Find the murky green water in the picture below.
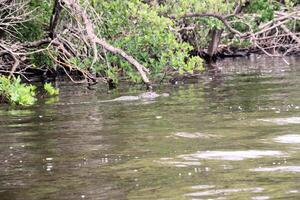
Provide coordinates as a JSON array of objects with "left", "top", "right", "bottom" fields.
[{"left": 1, "top": 56, "right": 300, "bottom": 200}]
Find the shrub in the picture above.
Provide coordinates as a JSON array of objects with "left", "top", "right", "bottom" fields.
[
  {"left": 94, "top": 0, "right": 203, "bottom": 82},
  {"left": 44, "top": 83, "right": 59, "bottom": 96},
  {"left": 0, "top": 76, "right": 37, "bottom": 106}
]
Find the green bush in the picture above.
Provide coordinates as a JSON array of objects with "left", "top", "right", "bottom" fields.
[
  {"left": 0, "top": 76, "right": 37, "bottom": 106},
  {"left": 245, "top": 0, "right": 280, "bottom": 22},
  {"left": 17, "top": 0, "right": 54, "bottom": 41},
  {"left": 156, "top": 0, "right": 235, "bottom": 50},
  {"left": 94, "top": 0, "right": 203, "bottom": 82}
]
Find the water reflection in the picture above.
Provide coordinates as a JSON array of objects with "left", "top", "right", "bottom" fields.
[
  {"left": 178, "top": 150, "right": 285, "bottom": 161},
  {"left": 259, "top": 117, "right": 300, "bottom": 125},
  {"left": 251, "top": 166, "right": 300, "bottom": 172},
  {"left": 274, "top": 134, "right": 300, "bottom": 144},
  {"left": 1, "top": 56, "right": 300, "bottom": 199},
  {"left": 185, "top": 187, "right": 264, "bottom": 197},
  {"left": 174, "top": 132, "right": 216, "bottom": 139}
]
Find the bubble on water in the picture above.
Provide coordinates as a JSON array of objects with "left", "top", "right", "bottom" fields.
[
  {"left": 81, "top": 195, "right": 85, "bottom": 199},
  {"left": 188, "top": 172, "right": 192, "bottom": 176},
  {"left": 46, "top": 165, "right": 53, "bottom": 171},
  {"left": 21, "top": 145, "right": 25, "bottom": 148},
  {"left": 19, "top": 160, "right": 22, "bottom": 163},
  {"left": 39, "top": 115, "right": 43, "bottom": 118},
  {"left": 4, "top": 160, "right": 8, "bottom": 163},
  {"left": 45, "top": 158, "right": 53, "bottom": 161},
  {"left": 9, "top": 146, "right": 13, "bottom": 150},
  {"left": 155, "top": 116, "right": 162, "bottom": 119},
  {"left": 178, "top": 173, "right": 182, "bottom": 176}
]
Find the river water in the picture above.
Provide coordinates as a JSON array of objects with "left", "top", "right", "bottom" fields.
[{"left": 1, "top": 56, "right": 300, "bottom": 200}]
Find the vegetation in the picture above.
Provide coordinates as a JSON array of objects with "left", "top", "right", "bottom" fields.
[
  {"left": 0, "top": 0, "right": 300, "bottom": 105},
  {"left": 0, "top": 76, "right": 37, "bottom": 106},
  {"left": 44, "top": 83, "right": 59, "bottom": 96},
  {"left": 0, "top": 76, "right": 59, "bottom": 106}
]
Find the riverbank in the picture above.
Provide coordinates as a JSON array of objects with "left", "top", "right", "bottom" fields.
[{"left": 1, "top": 1, "right": 299, "bottom": 89}]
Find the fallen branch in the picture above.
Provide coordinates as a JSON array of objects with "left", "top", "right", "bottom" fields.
[
  {"left": 280, "top": 24, "right": 300, "bottom": 45},
  {"left": 61, "top": 0, "right": 151, "bottom": 86}
]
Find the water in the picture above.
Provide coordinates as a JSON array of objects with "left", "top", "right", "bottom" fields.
[{"left": 1, "top": 56, "right": 300, "bottom": 199}]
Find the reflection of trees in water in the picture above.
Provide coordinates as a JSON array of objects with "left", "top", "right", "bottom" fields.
[
  {"left": 0, "top": 103, "right": 129, "bottom": 199},
  {"left": 203, "top": 56, "right": 295, "bottom": 113},
  {"left": 216, "top": 55, "right": 299, "bottom": 75}
]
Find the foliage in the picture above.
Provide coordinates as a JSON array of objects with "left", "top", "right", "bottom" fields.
[
  {"left": 0, "top": 76, "right": 36, "bottom": 106},
  {"left": 44, "top": 83, "right": 59, "bottom": 96},
  {"left": 245, "top": 0, "right": 280, "bottom": 22},
  {"left": 156, "top": 0, "right": 235, "bottom": 49},
  {"left": 1, "top": 0, "right": 298, "bottom": 91},
  {"left": 17, "top": 0, "right": 54, "bottom": 41},
  {"left": 0, "top": 76, "right": 60, "bottom": 106},
  {"left": 94, "top": 0, "right": 203, "bottom": 82}
]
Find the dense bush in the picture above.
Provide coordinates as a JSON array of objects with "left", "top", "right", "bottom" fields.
[
  {"left": 93, "top": 0, "right": 203, "bottom": 82},
  {"left": 156, "top": 0, "right": 235, "bottom": 49}
]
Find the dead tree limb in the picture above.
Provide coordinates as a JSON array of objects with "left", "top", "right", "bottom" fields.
[
  {"left": 280, "top": 24, "right": 300, "bottom": 45},
  {"left": 180, "top": 13, "right": 251, "bottom": 37},
  {"left": 61, "top": 0, "right": 151, "bottom": 86}
]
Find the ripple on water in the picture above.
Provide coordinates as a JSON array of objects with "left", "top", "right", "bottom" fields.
[
  {"left": 190, "top": 185, "right": 215, "bottom": 190},
  {"left": 252, "top": 196, "right": 270, "bottom": 200},
  {"left": 258, "top": 117, "right": 300, "bottom": 125},
  {"left": 174, "top": 132, "right": 215, "bottom": 139},
  {"left": 185, "top": 187, "right": 264, "bottom": 197},
  {"left": 178, "top": 150, "right": 284, "bottom": 161},
  {"left": 274, "top": 134, "right": 300, "bottom": 144},
  {"left": 156, "top": 157, "right": 201, "bottom": 167},
  {"left": 250, "top": 166, "right": 300, "bottom": 172}
]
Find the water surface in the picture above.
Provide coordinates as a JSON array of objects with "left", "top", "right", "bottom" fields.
[{"left": 1, "top": 56, "right": 300, "bottom": 199}]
